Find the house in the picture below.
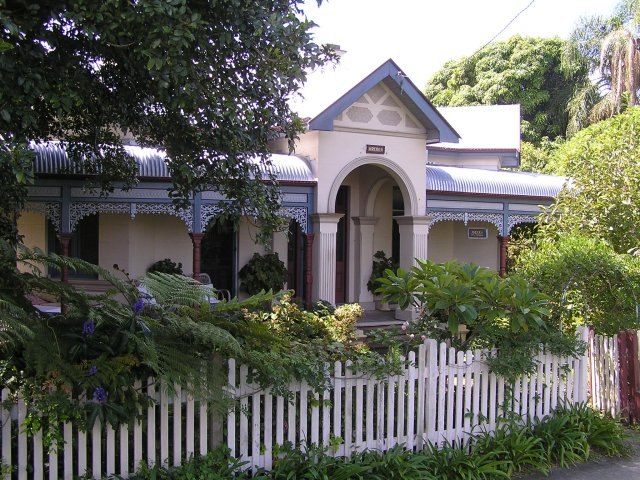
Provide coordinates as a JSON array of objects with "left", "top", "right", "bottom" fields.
[{"left": 18, "top": 59, "right": 566, "bottom": 317}]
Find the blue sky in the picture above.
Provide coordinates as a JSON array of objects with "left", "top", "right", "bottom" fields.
[{"left": 292, "top": 0, "right": 622, "bottom": 117}]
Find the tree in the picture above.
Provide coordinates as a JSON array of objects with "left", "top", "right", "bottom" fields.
[
  {"left": 0, "top": 0, "right": 334, "bottom": 300},
  {"left": 562, "top": 0, "right": 640, "bottom": 133},
  {"left": 424, "top": 36, "right": 588, "bottom": 144},
  {"left": 541, "top": 106, "right": 640, "bottom": 254}
]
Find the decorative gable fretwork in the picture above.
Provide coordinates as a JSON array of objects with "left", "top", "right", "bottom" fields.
[
  {"left": 334, "top": 83, "right": 426, "bottom": 135},
  {"left": 69, "top": 202, "right": 192, "bottom": 231},
  {"left": 24, "top": 202, "right": 61, "bottom": 232},
  {"left": 507, "top": 214, "right": 539, "bottom": 234},
  {"left": 428, "top": 211, "right": 504, "bottom": 234}
]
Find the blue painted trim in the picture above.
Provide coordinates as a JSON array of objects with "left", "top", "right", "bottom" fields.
[
  {"left": 61, "top": 186, "right": 71, "bottom": 234},
  {"left": 193, "top": 192, "right": 202, "bottom": 233},
  {"left": 309, "top": 59, "right": 460, "bottom": 143}
]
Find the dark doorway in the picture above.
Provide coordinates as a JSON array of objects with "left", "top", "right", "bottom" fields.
[
  {"left": 201, "top": 220, "right": 236, "bottom": 296},
  {"left": 287, "top": 221, "right": 304, "bottom": 299},
  {"left": 391, "top": 186, "right": 404, "bottom": 266},
  {"left": 47, "top": 214, "right": 99, "bottom": 279},
  {"left": 335, "top": 186, "right": 349, "bottom": 304}
]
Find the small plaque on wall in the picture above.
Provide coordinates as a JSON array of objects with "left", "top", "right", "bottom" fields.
[
  {"left": 366, "top": 144, "right": 385, "bottom": 154},
  {"left": 468, "top": 228, "right": 488, "bottom": 239}
]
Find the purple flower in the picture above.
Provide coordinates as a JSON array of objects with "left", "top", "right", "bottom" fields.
[
  {"left": 93, "top": 387, "right": 107, "bottom": 403},
  {"left": 132, "top": 298, "right": 145, "bottom": 315},
  {"left": 82, "top": 320, "right": 95, "bottom": 336},
  {"left": 87, "top": 365, "right": 97, "bottom": 376}
]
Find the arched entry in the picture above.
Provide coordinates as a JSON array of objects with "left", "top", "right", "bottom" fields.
[{"left": 315, "top": 156, "right": 425, "bottom": 308}]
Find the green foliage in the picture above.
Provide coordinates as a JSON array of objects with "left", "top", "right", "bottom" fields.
[
  {"left": 2, "top": 246, "right": 398, "bottom": 440},
  {"left": 422, "top": 440, "right": 508, "bottom": 479},
  {"left": 255, "top": 443, "right": 371, "bottom": 480},
  {"left": 542, "top": 106, "right": 640, "bottom": 254},
  {"left": 0, "top": 142, "right": 33, "bottom": 305},
  {"left": 0, "top": 0, "right": 336, "bottom": 255},
  {"left": 121, "top": 403, "right": 627, "bottom": 479},
  {"left": 519, "top": 138, "right": 565, "bottom": 174},
  {"left": 375, "top": 260, "right": 582, "bottom": 379},
  {"left": 148, "top": 258, "right": 183, "bottom": 275},
  {"left": 424, "top": 36, "right": 588, "bottom": 143},
  {"left": 515, "top": 234, "right": 640, "bottom": 335},
  {"left": 239, "top": 253, "right": 288, "bottom": 295},
  {"left": 473, "top": 423, "right": 549, "bottom": 476},
  {"left": 126, "top": 446, "right": 250, "bottom": 479},
  {"left": 367, "top": 250, "right": 397, "bottom": 293}
]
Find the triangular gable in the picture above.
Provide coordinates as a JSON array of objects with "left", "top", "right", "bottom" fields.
[{"left": 309, "top": 59, "right": 460, "bottom": 143}]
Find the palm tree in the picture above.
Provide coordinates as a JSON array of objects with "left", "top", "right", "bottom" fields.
[{"left": 563, "top": 0, "right": 640, "bottom": 134}]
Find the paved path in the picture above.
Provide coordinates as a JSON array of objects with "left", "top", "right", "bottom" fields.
[{"left": 519, "top": 429, "right": 640, "bottom": 479}]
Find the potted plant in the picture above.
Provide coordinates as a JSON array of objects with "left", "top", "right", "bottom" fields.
[
  {"left": 367, "top": 250, "right": 397, "bottom": 311},
  {"left": 148, "top": 258, "right": 183, "bottom": 275},
  {"left": 238, "top": 252, "right": 288, "bottom": 295}
]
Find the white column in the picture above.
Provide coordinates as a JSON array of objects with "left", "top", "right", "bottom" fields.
[
  {"left": 311, "top": 213, "right": 343, "bottom": 305},
  {"left": 352, "top": 216, "right": 378, "bottom": 310},
  {"left": 394, "top": 216, "right": 432, "bottom": 320}
]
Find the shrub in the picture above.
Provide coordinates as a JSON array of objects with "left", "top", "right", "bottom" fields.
[
  {"left": 515, "top": 234, "right": 640, "bottom": 335},
  {"left": 238, "top": 252, "right": 287, "bottom": 295},
  {"left": 367, "top": 250, "right": 397, "bottom": 293},
  {"left": 376, "top": 259, "right": 582, "bottom": 378}
]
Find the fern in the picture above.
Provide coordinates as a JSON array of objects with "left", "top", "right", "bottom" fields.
[{"left": 0, "top": 298, "right": 34, "bottom": 352}]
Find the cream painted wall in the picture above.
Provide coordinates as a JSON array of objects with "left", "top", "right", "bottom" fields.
[
  {"left": 428, "top": 152, "right": 501, "bottom": 170},
  {"left": 99, "top": 215, "right": 131, "bottom": 280},
  {"left": 372, "top": 183, "right": 393, "bottom": 257},
  {"left": 125, "top": 215, "right": 192, "bottom": 278},
  {"left": 428, "top": 221, "right": 499, "bottom": 270},
  {"left": 17, "top": 211, "right": 47, "bottom": 273},
  {"left": 427, "top": 221, "right": 455, "bottom": 264}
]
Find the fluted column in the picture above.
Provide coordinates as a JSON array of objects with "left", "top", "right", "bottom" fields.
[
  {"left": 394, "top": 216, "right": 432, "bottom": 320},
  {"left": 311, "top": 213, "right": 343, "bottom": 305},
  {"left": 352, "top": 216, "right": 378, "bottom": 309},
  {"left": 304, "top": 233, "right": 314, "bottom": 310},
  {"left": 394, "top": 216, "right": 431, "bottom": 269}
]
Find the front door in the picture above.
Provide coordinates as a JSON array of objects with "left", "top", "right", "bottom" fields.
[{"left": 335, "top": 186, "right": 348, "bottom": 304}]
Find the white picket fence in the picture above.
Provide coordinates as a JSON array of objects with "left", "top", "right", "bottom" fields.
[{"left": 1, "top": 327, "right": 595, "bottom": 479}]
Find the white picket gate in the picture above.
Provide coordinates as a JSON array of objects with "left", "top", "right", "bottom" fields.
[
  {"left": 588, "top": 331, "right": 621, "bottom": 416},
  {"left": 1, "top": 327, "right": 591, "bottom": 479}
]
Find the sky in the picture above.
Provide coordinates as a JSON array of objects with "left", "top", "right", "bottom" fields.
[{"left": 291, "top": 0, "right": 622, "bottom": 118}]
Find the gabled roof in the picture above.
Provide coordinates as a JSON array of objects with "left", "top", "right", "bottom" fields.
[
  {"left": 308, "top": 59, "right": 460, "bottom": 143},
  {"left": 427, "top": 165, "right": 568, "bottom": 198},
  {"left": 429, "top": 105, "right": 521, "bottom": 152},
  {"left": 30, "top": 142, "right": 315, "bottom": 183}
]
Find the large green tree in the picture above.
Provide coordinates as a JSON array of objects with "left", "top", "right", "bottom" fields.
[
  {"left": 542, "top": 106, "right": 640, "bottom": 254},
  {"left": 0, "top": 0, "right": 333, "bottom": 300},
  {"left": 424, "top": 36, "right": 588, "bottom": 144}
]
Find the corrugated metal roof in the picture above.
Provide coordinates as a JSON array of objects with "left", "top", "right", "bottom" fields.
[
  {"left": 427, "top": 165, "right": 568, "bottom": 198},
  {"left": 30, "top": 142, "right": 314, "bottom": 182}
]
